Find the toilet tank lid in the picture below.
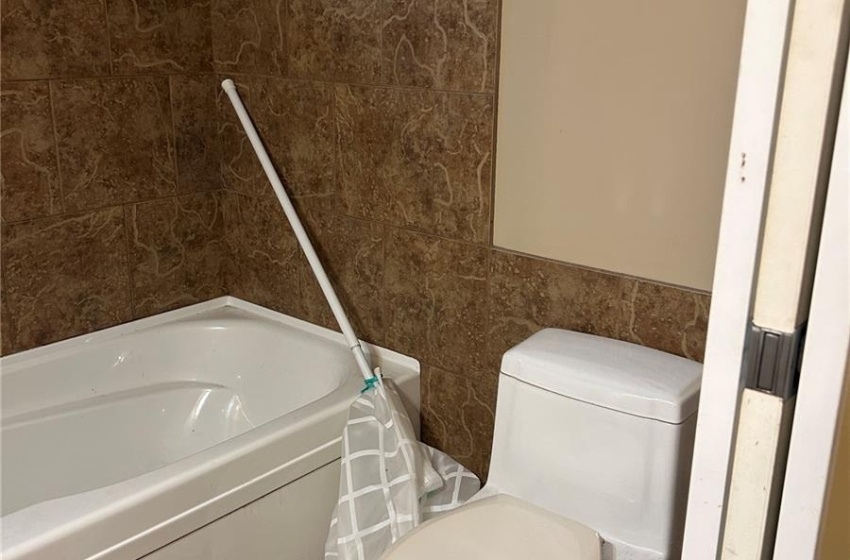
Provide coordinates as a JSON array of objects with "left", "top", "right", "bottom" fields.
[{"left": 500, "top": 329, "right": 702, "bottom": 424}]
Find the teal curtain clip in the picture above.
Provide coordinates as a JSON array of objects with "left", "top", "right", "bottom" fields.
[{"left": 361, "top": 375, "right": 380, "bottom": 393}]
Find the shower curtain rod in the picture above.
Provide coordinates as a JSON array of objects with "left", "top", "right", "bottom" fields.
[{"left": 221, "top": 79, "right": 378, "bottom": 387}]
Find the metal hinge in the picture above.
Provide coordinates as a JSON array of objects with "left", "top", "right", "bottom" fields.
[{"left": 745, "top": 323, "right": 806, "bottom": 399}]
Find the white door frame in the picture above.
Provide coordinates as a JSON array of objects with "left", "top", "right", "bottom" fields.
[
  {"left": 773, "top": 43, "right": 850, "bottom": 559},
  {"left": 681, "top": 0, "right": 794, "bottom": 557}
]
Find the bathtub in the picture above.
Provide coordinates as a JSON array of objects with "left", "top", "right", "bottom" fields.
[{"left": 0, "top": 297, "right": 420, "bottom": 560}]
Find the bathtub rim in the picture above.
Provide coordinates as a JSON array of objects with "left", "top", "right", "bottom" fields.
[{"left": 0, "top": 296, "right": 404, "bottom": 372}]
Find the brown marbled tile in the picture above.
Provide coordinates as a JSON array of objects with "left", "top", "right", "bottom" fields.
[
  {"left": 171, "top": 75, "right": 222, "bottom": 192},
  {"left": 421, "top": 365, "right": 496, "bottom": 481},
  {"left": 221, "top": 190, "right": 302, "bottom": 316},
  {"left": 250, "top": 78, "right": 335, "bottom": 205},
  {"left": 0, "top": 82, "right": 62, "bottom": 223},
  {"left": 384, "top": 227, "right": 488, "bottom": 376},
  {"left": 211, "top": 0, "right": 286, "bottom": 75},
  {"left": 335, "top": 85, "right": 494, "bottom": 244},
  {"left": 128, "top": 192, "right": 226, "bottom": 318},
  {"left": 1, "top": 0, "right": 111, "bottom": 80},
  {"left": 300, "top": 209, "right": 385, "bottom": 344},
  {"left": 106, "top": 0, "right": 213, "bottom": 74},
  {"left": 620, "top": 278, "right": 711, "bottom": 362},
  {"left": 487, "top": 250, "right": 626, "bottom": 375},
  {"left": 382, "top": 0, "right": 498, "bottom": 92},
  {"left": 287, "top": 0, "right": 382, "bottom": 83},
  {"left": 217, "top": 77, "right": 335, "bottom": 206},
  {"left": 487, "top": 250, "right": 711, "bottom": 372},
  {"left": 1, "top": 207, "right": 132, "bottom": 353},
  {"left": 53, "top": 77, "right": 177, "bottom": 212}
]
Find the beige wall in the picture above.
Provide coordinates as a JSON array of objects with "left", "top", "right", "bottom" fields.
[{"left": 493, "top": 0, "right": 747, "bottom": 290}]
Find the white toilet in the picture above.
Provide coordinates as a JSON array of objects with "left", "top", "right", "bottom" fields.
[{"left": 383, "top": 328, "right": 702, "bottom": 560}]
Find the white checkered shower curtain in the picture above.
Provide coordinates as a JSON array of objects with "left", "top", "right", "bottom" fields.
[{"left": 324, "top": 378, "right": 480, "bottom": 560}]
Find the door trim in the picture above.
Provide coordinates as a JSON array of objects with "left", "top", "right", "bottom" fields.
[
  {"left": 681, "top": 0, "right": 794, "bottom": 557},
  {"left": 773, "top": 42, "right": 850, "bottom": 559}
]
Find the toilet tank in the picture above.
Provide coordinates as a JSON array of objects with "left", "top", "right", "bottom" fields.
[{"left": 487, "top": 329, "right": 701, "bottom": 560}]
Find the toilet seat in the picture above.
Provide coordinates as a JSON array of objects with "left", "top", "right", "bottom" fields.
[{"left": 380, "top": 494, "right": 601, "bottom": 560}]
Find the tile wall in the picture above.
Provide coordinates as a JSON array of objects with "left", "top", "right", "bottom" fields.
[
  {"left": 1, "top": 0, "right": 225, "bottom": 352},
  {"left": 1, "top": 0, "right": 711, "bottom": 479}
]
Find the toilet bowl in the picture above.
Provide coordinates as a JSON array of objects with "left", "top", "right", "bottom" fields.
[{"left": 382, "top": 329, "right": 702, "bottom": 560}]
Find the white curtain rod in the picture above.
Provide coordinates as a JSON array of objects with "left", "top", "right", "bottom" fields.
[{"left": 221, "top": 78, "right": 377, "bottom": 386}]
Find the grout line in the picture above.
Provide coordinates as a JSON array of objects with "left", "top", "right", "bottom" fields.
[
  {"left": 0, "top": 236, "right": 18, "bottom": 355},
  {"left": 212, "top": 190, "right": 229, "bottom": 295},
  {"left": 281, "top": 0, "right": 290, "bottom": 78},
  {"left": 188, "top": 71, "right": 496, "bottom": 99},
  {"left": 121, "top": 204, "right": 137, "bottom": 319},
  {"left": 167, "top": 76, "right": 181, "bottom": 192},
  {"left": 487, "top": 0, "right": 504, "bottom": 250},
  {"left": 379, "top": 221, "right": 389, "bottom": 347},
  {"left": 1, "top": 72, "right": 493, "bottom": 98},
  {"left": 0, "top": 71, "right": 221, "bottom": 84},
  {"left": 0, "top": 189, "right": 222, "bottom": 227},
  {"left": 46, "top": 80, "right": 68, "bottom": 216},
  {"left": 216, "top": 61, "right": 232, "bottom": 300},
  {"left": 377, "top": 0, "right": 386, "bottom": 87},
  {"left": 481, "top": 245, "right": 493, "bottom": 381},
  {"left": 101, "top": 0, "right": 115, "bottom": 76}
]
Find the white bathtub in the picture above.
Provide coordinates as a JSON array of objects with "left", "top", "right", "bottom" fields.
[{"left": 0, "top": 297, "right": 420, "bottom": 560}]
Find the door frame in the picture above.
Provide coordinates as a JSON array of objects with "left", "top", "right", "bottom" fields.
[
  {"left": 772, "top": 43, "right": 849, "bottom": 559},
  {"left": 681, "top": 0, "right": 794, "bottom": 557},
  {"left": 683, "top": 1, "right": 850, "bottom": 557}
]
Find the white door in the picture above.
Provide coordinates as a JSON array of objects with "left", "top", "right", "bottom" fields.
[{"left": 681, "top": 0, "right": 850, "bottom": 558}]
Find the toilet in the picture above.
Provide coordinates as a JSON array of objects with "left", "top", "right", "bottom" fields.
[{"left": 383, "top": 328, "right": 702, "bottom": 560}]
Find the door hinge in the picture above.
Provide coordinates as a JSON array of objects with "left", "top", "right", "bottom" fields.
[{"left": 745, "top": 323, "right": 806, "bottom": 399}]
